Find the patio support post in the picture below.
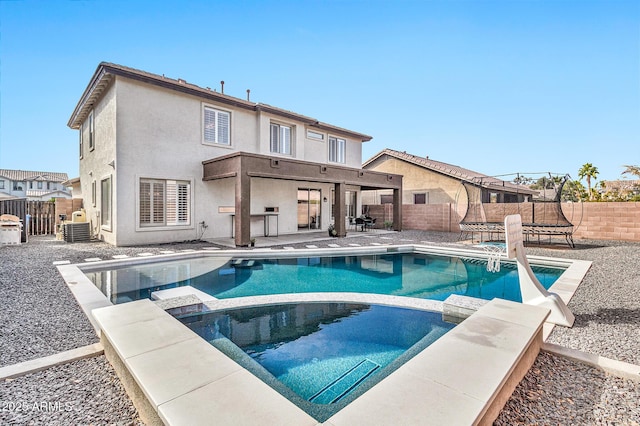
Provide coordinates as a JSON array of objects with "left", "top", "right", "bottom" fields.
[
  {"left": 393, "top": 187, "right": 402, "bottom": 231},
  {"left": 235, "top": 168, "right": 251, "bottom": 247},
  {"left": 334, "top": 182, "right": 347, "bottom": 237}
]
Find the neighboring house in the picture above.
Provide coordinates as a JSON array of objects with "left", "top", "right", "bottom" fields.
[
  {"left": 0, "top": 169, "right": 71, "bottom": 201},
  {"left": 67, "top": 62, "right": 402, "bottom": 247},
  {"left": 362, "top": 148, "right": 535, "bottom": 208},
  {"left": 62, "top": 177, "right": 82, "bottom": 199},
  {"left": 600, "top": 179, "right": 640, "bottom": 198}
]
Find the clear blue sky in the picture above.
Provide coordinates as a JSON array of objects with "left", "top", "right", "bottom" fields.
[{"left": 1, "top": 0, "right": 638, "bottom": 183}]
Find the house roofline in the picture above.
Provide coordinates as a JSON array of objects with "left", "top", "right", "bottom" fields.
[
  {"left": 364, "top": 148, "right": 537, "bottom": 195},
  {"left": 67, "top": 62, "right": 372, "bottom": 141}
]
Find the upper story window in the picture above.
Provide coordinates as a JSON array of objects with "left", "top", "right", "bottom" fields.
[
  {"left": 203, "top": 106, "right": 230, "bottom": 145},
  {"left": 270, "top": 123, "right": 292, "bottom": 155},
  {"left": 0, "top": 180, "right": 4, "bottom": 189},
  {"left": 37, "top": 181, "right": 43, "bottom": 190},
  {"left": 88, "top": 111, "right": 95, "bottom": 151},
  {"left": 13, "top": 182, "right": 23, "bottom": 191},
  {"left": 328, "top": 136, "right": 346, "bottom": 164},
  {"left": 79, "top": 122, "right": 84, "bottom": 159},
  {"left": 306, "top": 129, "right": 324, "bottom": 141}
]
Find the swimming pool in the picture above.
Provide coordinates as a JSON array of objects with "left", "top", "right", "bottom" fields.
[
  {"left": 85, "top": 250, "right": 564, "bottom": 305},
  {"left": 179, "top": 301, "right": 455, "bottom": 422}
]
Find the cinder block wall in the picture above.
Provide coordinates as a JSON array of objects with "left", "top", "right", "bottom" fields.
[
  {"left": 55, "top": 198, "right": 84, "bottom": 225},
  {"left": 564, "top": 202, "right": 640, "bottom": 242},
  {"left": 367, "top": 202, "right": 640, "bottom": 242}
]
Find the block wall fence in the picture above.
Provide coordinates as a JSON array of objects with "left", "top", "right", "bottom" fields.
[{"left": 367, "top": 202, "right": 640, "bottom": 243}]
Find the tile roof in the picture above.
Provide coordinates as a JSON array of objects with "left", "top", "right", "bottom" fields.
[
  {"left": 363, "top": 148, "right": 536, "bottom": 195},
  {"left": 26, "top": 189, "right": 71, "bottom": 197},
  {"left": 68, "top": 62, "right": 372, "bottom": 142},
  {"left": 0, "top": 169, "right": 69, "bottom": 183}
]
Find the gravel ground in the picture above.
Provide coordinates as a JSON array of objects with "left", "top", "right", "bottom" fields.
[
  {"left": 0, "top": 355, "right": 142, "bottom": 425},
  {"left": 0, "top": 232, "right": 638, "bottom": 424}
]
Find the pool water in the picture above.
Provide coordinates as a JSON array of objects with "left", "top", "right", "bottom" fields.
[
  {"left": 86, "top": 252, "right": 563, "bottom": 305},
  {"left": 179, "top": 302, "right": 455, "bottom": 422}
]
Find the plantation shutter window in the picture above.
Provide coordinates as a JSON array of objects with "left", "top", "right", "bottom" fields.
[
  {"left": 203, "top": 106, "right": 230, "bottom": 145},
  {"left": 329, "top": 137, "right": 346, "bottom": 164},
  {"left": 152, "top": 181, "right": 165, "bottom": 224},
  {"left": 140, "top": 181, "right": 151, "bottom": 224},
  {"left": 270, "top": 123, "right": 292, "bottom": 155},
  {"left": 270, "top": 124, "right": 279, "bottom": 153},
  {"left": 139, "top": 178, "right": 191, "bottom": 227},
  {"left": 281, "top": 126, "right": 291, "bottom": 155}
]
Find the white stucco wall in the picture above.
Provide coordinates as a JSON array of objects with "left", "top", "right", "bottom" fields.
[
  {"left": 77, "top": 74, "right": 369, "bottom": 246},
  {"left": 79, "top": 81, "right": 117, "bottom": 244}
]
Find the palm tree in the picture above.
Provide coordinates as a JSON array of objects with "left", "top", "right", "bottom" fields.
[
  {"left": 622, "top": 165, "right": 640, "bottom": 178},
  {"left": 578, "top": 163, "right": 599, "bottom": 200}
]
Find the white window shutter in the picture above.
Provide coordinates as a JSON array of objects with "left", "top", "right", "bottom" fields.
[
  {"left": 218, "top": 111, "right": 230, "bottom": 145},
  {"left": 140, "top": 181, "right": 151, "bottom": 224},
  {"left": 204, "top": 107, "right": 216, "bottom": 142},
  {"left": 281, "top": 126, "right": 291, "bottom": 154}
]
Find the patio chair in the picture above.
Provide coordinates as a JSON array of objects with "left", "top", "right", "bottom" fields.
[{"left": 366, "top": 217, "right": 376, "bottom": 230}]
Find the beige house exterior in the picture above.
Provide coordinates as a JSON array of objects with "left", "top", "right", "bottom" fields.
[{"left": 67, "top": 62, "right": 402, "bottom": 246}]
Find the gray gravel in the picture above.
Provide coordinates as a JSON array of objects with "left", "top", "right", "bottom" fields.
[
  {"left": 0, "top": 355, "right": 142, "bottom": 425},
  {"left": 0, "top": 232, "right": 639, "bottom": 424}
]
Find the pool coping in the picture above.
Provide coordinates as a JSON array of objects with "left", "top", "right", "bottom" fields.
[
  {"left": 56, "top": 243, "right": 590, "bottom": 335},
  {"left": 93, "top": 296, "right": 550, "bottom": 425},
  {"left": 57, "top": 244, "right": 588, "bottom": 424}
]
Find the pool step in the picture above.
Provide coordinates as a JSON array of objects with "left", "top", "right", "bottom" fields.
[{"left": 308, "top": 358, "right": 380, "bottom": 404}]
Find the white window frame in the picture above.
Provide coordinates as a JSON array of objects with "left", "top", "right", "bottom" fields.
[
  {"left": 79, "top": 121, "right": 84, "bottom": 159},
  {"left": 88, "top": 110, "right": 95, "bottom": 151},
  {"left": 270, "top": 122, "right": 292, "bottom": 155},
  {"left": 101, "top": 176, "right": 112, "bottom": 231},
  {"left": 91, "top": 180, "right": 97, "bottom": 206},
  {"left": 0, "top": 180, "right": 4, "bottom": 190},
  {"left": 306, "top": 129, "right": 324, "bottom": 141},
  {"left": 328, "top": 136, "right": 346, "bottom": 164},
  {"left": 138, "top": 178, "right": 192, "bottom": 229},
  {"left": 203, "top": 105, "right": 231, "bottom": 146}
]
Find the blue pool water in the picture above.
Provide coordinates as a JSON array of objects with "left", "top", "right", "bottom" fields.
[
  {"left": 179, "top": 302, "right": 455, "bottom": 422},
  {"left": 86, "top": 252, "right": 564, "bottom": 305}
]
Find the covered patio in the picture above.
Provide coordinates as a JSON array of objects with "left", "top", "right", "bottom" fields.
[{"left": 202, "top": 152, "right": 403, "bottom": 247}]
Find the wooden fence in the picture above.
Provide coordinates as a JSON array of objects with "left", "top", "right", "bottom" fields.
[
  {"left": 27, "top": 201, "right": 57, "bottom": 235},
  {"left": 1, "top": 199, "right": 83, "bottom": 240}
]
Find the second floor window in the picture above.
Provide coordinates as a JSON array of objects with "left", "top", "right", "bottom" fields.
[
  {"left": 204, "top": 106, "right": 230, "bottom": 145},
  {"left": 270, "top": 123, "right": 291, "bottom": 155},
  {"left": 328, "top": 137, "right": 346, "bottom": 163},
  {"left": 79, "top": 122, "right": 84, "bottom": 159},
  {"left": 88, "top": 111, "right": 95, "bottom": 151}
]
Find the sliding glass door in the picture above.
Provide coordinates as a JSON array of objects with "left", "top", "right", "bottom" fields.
[{"left": 298, "top": 188, "right": 321, "bottom": 230}]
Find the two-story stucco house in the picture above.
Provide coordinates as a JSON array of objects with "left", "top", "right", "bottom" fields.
[
  {"left": 0, "top": 169, "right": 71, "bottom": 201},
  {"left": 67, "top": 62, "right": 402, "bottom": 246}
]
